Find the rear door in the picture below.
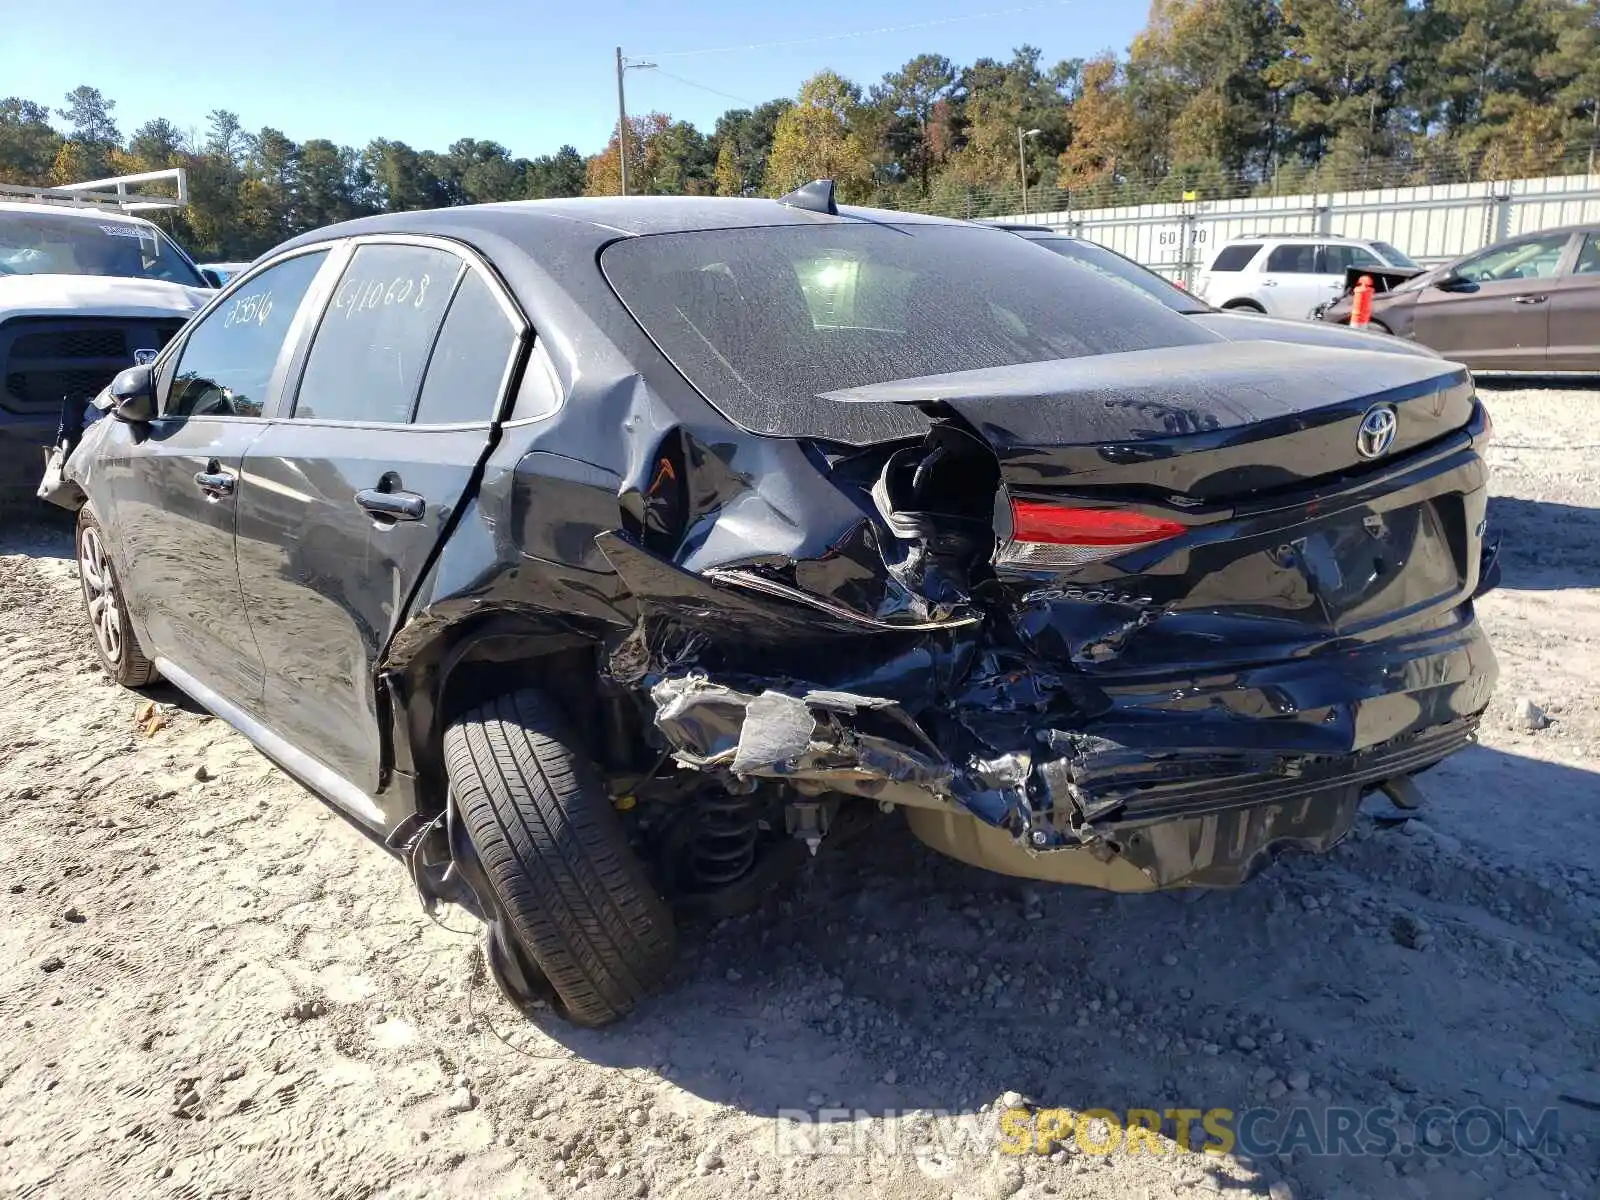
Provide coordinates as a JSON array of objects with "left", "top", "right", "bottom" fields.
[
  {"left": 1257, "top": 243, "right": 1327, "bottom": 318},
  {"left": 1546, "top": 231, "right": 1600, "bottom": 372},
  {"left": 234, "top": 238, "right": 527, "bottom": 797},
  {"left": 97, "top": 247, "right": 335, "bottom": 711},
  {"left": 1412, "top": 233, "right": 1573, "bottom": 368}
]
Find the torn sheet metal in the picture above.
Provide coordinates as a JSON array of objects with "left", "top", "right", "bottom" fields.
[{"left": 651, "top": 675, "right": 955, "bottom": 797}]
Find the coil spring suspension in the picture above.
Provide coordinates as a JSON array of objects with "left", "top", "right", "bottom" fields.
[{"left": 686, "top": 791, "right": 760, "bottom": 889}]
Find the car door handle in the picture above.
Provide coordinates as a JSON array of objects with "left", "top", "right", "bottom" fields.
[
  {"left": 356, "top": 488, "right": 425, "bottom": 522},
  {"left": 1261, "top": 280, "right": 1278, "bottom": 287},
  {"left": 194, "top": 469, "right": 235, "bottom": 497},
  {"left": 1514, "top": 294, "right": 1548, "bottom": 305}
]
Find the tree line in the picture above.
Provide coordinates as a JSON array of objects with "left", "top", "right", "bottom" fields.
[{"left": 3, "top": 0, "right": 1597, "bottom": 259}]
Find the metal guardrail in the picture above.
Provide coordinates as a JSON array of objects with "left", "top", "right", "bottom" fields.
[
  {"left": 981, "top": 171, "right": 1600, "bottom": 286},
  {"left": 0, "top": 169, "right": 188, "bottom": 214}
]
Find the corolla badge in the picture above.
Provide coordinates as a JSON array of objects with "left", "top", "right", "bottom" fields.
[{"left": 1356, "top": 404, "right": 1399, "bottom": 459}]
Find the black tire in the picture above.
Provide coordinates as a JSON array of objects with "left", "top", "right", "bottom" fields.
[
  {"left": 1222, "top": 299, "right": 1266, "bottom": 313},
  {"left": 76, "top": 509, "right": 158, "bottom": 688},
  {"left": 444, "top": 688, "right": 677, "bottom": 1027}
]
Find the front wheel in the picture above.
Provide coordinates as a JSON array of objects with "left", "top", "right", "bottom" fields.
[
  {"left": 76, "top": 510, "right": 157, "bottom": 687},
  {"left": 444, "top": 688, "right": 678, "bottom": 1027}
]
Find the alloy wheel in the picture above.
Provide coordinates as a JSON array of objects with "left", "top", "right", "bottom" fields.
[{"left": 79, "top": 526, "right": 123, "bottom": 665}]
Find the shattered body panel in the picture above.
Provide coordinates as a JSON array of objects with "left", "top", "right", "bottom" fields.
[{"left": 57, "top": 198, "right": 1500, "bottom": 896}]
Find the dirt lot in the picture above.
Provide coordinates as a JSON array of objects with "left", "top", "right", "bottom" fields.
[{"left": 2, "top": 385, "right": 1598, "bottom": 1200}]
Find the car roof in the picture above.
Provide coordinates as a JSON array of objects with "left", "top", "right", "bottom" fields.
[
  {"left": 278, "top": 196, "right": 968, "bottom": 250},
  {"left": 1221, "top": 233, "right": 1389, "bottom": 244},
  {"left": 1481, "top": 224, "right": 1597, "bottom": 240},
  {"left": 0, "top": 200, "right": 156, "bottom": 227}
]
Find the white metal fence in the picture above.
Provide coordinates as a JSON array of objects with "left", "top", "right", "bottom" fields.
[{"left": 986, "top": 172, "right": 1600, "bottom": 286}]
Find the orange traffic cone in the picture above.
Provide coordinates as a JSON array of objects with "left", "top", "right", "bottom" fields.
[{"left": 1350, "top": 275, "right": 1376, "bottom": 329}]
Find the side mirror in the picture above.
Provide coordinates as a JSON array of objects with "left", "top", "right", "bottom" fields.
[
  {"left": 1433, "top": 271, "right": 1470, "bottom": 292},
  {"left": 110, "top": 365, "right": 156, "bottom": 424},
  {"left": 200, "top": 267, "right": 226, "bottom": 289}
]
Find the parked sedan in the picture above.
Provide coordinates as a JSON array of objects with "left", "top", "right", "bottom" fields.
[
  {"left": 47, "top": 186, "right": 1500, "bottom": 1026},
  {"left": 1321, "top": 225, "right": 1600, "bottom": 371}
]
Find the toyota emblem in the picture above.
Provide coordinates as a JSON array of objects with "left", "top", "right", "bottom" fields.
[{"left": 1356, "top": 405, "right": 1398, "bottom": 459}]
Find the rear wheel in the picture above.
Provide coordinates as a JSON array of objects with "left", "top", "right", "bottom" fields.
[
  {"left": 444, "top": 688, "right": 677, "bottom": 1027},
  {"left": 1222, "top": 299, "right": 1266, "bottom": 314},
  {"left": 76, "top": 510, "right": 157, "bottom": 687}
]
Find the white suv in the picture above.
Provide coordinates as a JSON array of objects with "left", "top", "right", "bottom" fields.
[
  {"left": 1195, "top": 235, "right": 1418, "bottom": 320},
  {"left": 0, "top": 199, "right": 210, "bottom": 500}
]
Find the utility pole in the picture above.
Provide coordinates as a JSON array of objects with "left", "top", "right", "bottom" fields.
[
  {"left": 616, "top": 46, "right": 630, "bottom": 196},
  {"left": 615, "top": 48, "right": 656, "bottom": 197}
]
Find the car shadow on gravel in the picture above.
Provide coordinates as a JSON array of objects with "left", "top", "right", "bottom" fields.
[
  {"left": 0, "top": 506, "right": 73, "bottom": 561},
  {"left": 1488, "top": 496, "right": 1600, "bottom": 590},
  {"left": 526, "top": 746, "right": 1600, "bottom": 1168}
]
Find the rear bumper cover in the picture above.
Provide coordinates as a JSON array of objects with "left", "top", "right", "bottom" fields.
[{"left": 639, "top": 598, "right": 1496, "bottom": 888}]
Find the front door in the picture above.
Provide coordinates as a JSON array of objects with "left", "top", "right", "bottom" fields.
[
  {"left": 95, "top": 248, "right": 335, "bottom": 710},
  {"left": 1413, "top": 233, "right": 1573, "bottom": 370},
  {"left": 1546, "top": 231, "right": 1600, "bottom": 372},
  {"left": 233, "top": 241, "right": 526, "bottom": 797}
]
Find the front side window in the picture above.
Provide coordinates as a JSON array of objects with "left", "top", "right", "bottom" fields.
[
  {"left": 1265, "top": 243, "right": 1319, "bottom": 273},
  {"left": 0, "top": 212, "right": 205, "bottom": 287},
  {"left": 1456, "top": 235, "right": 1571, "bottom": 284},
  {"left": 1208, "top": 244, "right": 1261, "bottom": 272},
  {"left": 413, "top": 271, "right": 520, "bottom": 425},
  {"left": 293, "top": 245, "right": 461, "bottom": 423},
  {"left": 165, "top": 251, "right": 329, "bottom": 418},
  {"left": 1572, "top": 234, "right": 1600, "bottom": 276},
  {"left": 602, "top": 222, "right": 1211, "bottom": 438}
]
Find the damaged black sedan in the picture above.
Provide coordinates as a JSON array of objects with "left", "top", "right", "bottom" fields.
[{"left": 47, "top": 185, "right": 1499, "bottom": 1026}]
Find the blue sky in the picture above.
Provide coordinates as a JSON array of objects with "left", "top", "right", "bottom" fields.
[{"left": 8, "top": 0, "right": 1145, "bottom": 160}]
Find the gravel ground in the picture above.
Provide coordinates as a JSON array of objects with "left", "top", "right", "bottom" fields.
[{"left": 1, "top": 385, "right": 1598, "bottom": 1200}]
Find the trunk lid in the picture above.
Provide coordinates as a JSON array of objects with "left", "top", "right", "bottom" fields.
[
  {"left": 843, "top": 340, "right": 1489, "bottom": 679},
  {"left": 826, "top": 340, "right": 1475, "bottom": 501}
]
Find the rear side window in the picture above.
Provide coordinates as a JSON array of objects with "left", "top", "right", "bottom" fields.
[
  {"left": 165, "top": 250, "right": 328, "bottom": 418},
  {"left": 413, "top": 271, "right": 520, "bottom": 425},
  {"left": 1324, "top": 244, "right": 1383, "bottom": 274},
  {"left": 293, "top": 244, "right": 460, "bottom": 423},
  {"left": 1208, "top": 244, "right": 1261, "bottom": 272},
  {"left": 602, "top": 223, "right": 1213, "bottom": 439},
  {"left": 1265, "top": 244, "right": 1319, "bottom": 273}
]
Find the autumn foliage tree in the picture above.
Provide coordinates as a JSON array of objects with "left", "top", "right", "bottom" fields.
[
  {"left": 5, "top": 1, "right": 1600, "bottom": 257},
  {"left": 763, "top": 71, "right": 876, "bottom": 199}
]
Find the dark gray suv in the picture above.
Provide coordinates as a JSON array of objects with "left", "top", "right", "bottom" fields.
[{"left": 48, "top": 188, "right": 1500, "bottom": 1025}]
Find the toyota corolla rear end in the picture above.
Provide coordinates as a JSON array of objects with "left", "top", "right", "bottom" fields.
[{"left": 594, "top": 213, "right": 1499, "bottom": 892}]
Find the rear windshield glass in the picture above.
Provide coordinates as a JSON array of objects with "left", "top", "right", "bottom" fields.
[
  {"left": 1031, "top": 237, "right": 1207, "bottom": 313},
  {"left": 1208, "top": 244, "right": 1261, "bottom": 272},
  {"left": 601, "top": 222, "right": 1212, "bottom": 439}
]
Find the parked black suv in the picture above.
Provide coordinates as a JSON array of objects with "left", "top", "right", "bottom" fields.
[{"left": 49, "top": 187, "right": 1500, "bottom": 1025}]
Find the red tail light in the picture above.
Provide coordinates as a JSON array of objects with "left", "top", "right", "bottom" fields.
[{"left": 999, "top": 500, "right": 1185, "bottom": 569}]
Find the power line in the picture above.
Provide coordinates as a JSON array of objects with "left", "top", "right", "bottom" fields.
[
  {"left": 642, "top": 68, "right": 760, "bottom": 107},
  {"left": 640, "top": 0, "right": 1077, "bottom": 60}
]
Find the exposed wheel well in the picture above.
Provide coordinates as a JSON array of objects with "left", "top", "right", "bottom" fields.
[
  {"left": 397, "top": 623, "right": 619, "bottom": 816},
  {"left": 1221, "top": 299, "right": 1266, "bottom": 312}
]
